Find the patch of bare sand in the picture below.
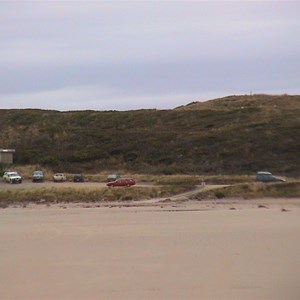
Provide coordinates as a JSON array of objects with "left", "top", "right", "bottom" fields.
[{"left": 0, "top": 200, "right": 299, "bottom": 299}]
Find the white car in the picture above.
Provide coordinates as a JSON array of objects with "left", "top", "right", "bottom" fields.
[
  {"left": 53, "top": 173, "right": 67, "bottom": 182},
  {"left": 3, "top": 171, "right": 22, "bottom": 184}
]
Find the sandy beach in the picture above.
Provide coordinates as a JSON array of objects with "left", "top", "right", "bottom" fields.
[{"left": 0, "top": 200, "right": 299, "bottom": 300}]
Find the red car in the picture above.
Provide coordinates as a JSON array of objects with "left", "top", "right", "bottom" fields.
[{"left": 106, "top": 178, "right": 136, "bottom": 187}]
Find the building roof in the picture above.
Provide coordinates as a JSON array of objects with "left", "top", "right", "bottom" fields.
[{"left": 0, "top": 149, "right": 16, "bottom": 153}]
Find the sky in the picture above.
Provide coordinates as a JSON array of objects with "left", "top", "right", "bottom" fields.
[{"left": 1, "top": 1, "right": 300, "bottom": 111}]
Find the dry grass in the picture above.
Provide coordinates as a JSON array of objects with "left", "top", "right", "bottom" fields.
[
  {"left": 191, "top": 180, "right": 300, "bottom": 200},
  {"left": 0, "top": 184, "right": 195, "bottom": 206},
  {"left": 4, "top": 166, "right": 255, "bottom": 184}
]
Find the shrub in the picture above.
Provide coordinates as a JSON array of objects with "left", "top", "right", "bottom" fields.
[{"left": 214, "top": 191, "right": 225, "bottom": 199}]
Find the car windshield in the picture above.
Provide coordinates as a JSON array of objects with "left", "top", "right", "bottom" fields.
[
  {"left": 34, "top": 171, "right": 43, "bottom": 175},
  {"left": 8, "top": 173, "right": 18, "bottom": 177}
]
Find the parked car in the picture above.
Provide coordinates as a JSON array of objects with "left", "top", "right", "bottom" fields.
[
  {"left": 53, "top": 173, "right": 67, "bottom": 182},
  {"left": 73, "top": 173, "right": 84, "bottom": 182},
  {"left": 32, "top": 170, "right": 44, "bottom": 182},
  {"left": 255, "top": 171, "right": 286, "bottom": 182},
  {"left": 3, "top": 171, "right": 22, "bottom": 184},
  {"left": 106, "top": 174, "right": 120, "bottom": 182},
  {"left": 106, "top": 178, "right": 136, "bottom": 187}
]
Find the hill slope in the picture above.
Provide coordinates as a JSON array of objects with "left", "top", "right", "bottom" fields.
[{"left": 1, "top": 94, "right": 300, "bottom": 175}]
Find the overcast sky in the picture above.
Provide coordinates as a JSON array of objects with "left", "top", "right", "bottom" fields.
[{"left": 1, "top": 1, "right": 299, "bottom": 111}]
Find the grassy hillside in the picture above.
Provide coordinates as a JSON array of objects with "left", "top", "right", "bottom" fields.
[{"left": 1, "top": 94, "right": 300, "bottom": 175}]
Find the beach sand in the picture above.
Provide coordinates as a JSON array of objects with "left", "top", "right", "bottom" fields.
[{"left": 0, "top": 200, "right": 299, "bottom": 299}]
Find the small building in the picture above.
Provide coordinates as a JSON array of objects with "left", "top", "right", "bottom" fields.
[{"left": 0, "top": 149, "right": 15, "bottom": 164}]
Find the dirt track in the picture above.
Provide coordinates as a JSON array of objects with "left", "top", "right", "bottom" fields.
[
  {"left": 1, "top": 180, "right": 104, "bottom": 190},
  {"left": 0, "top": 180, "right": 155, "bottom": 191}
]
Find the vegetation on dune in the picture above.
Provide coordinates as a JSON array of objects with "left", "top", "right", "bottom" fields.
[
  {"left": 1, "top": 94, "right": 300, "bottom": 175},
  {"left": 190, "top": 181, "right": 300, "bottom": 200},
  {"left": 0, "top": 184, "right": 195, "bottom": 206}
]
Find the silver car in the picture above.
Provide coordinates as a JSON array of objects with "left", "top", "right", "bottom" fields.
[{"left": 255, "top": 171, "right": 286, "bottom": 182}]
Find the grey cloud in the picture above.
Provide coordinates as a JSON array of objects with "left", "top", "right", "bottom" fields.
[{"left": 0, "top": 1, "right": 300, "bottom": 110}]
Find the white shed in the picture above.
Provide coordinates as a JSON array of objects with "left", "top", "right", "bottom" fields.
[{"left": 0, "top": 149, "right": 15, "bottom": 164}]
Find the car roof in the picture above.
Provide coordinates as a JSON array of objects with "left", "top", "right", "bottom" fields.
[{"left": 257, "top": 171, "right": 272, "bottom": 175}]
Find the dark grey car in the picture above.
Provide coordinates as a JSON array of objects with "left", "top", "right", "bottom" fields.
[
  {"left": 32, "top": 171, "right": 44, "bottom": 182},
  {"left": 73, "top": 173, "right": 84, "bottom": 182},
  {"left": 255, "top": 171, "right": 285, "bottom": 182}
]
